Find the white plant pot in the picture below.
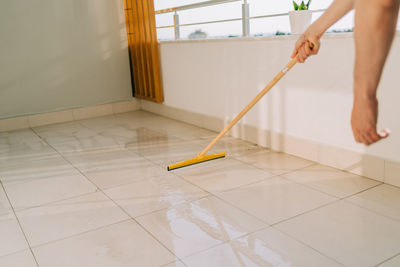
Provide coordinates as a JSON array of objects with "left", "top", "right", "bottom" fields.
[{"left": 289, "top": 10, "right": 312, "bottom": 35}]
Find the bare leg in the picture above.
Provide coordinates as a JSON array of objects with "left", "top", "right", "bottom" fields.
[{"left": 352, "top": 0, "right": 399, "bottom": 145}]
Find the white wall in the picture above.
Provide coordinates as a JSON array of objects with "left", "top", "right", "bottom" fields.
[
  {"left": 0, "top": 0, "right": 132, "bottom": 119},
  {"left": 158, "top": 33, "right": 400, "bottom": 163}
]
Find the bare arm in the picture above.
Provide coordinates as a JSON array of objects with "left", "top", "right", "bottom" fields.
[{"left": 292, "top": 0, "right": 355, "bottom": 62}]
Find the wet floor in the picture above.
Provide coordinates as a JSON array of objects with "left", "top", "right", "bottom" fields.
[{"left": 0, "top": 110, "right": 399, "bottom": 267}]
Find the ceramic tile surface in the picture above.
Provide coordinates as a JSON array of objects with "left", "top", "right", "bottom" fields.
[
  {"left": 16, "top": 191, "right": 129, "bottom": 246},
  {"left": 282, "top": 164, "right": 381, "bottom": 198},
  {"left": 175, "top": 158, "right": 274, "bottom": 192},
  {"left": 346, "top": 184, "right": 400, "bottom": 221},
  {"left": 104, "top": 174, "right": 208, "bottom": 217},
  {"left": 162, "top": 260, "right": 187, "bottom": 267},
  {"left": 0, "top": 110, "right": 399, "bottom": 267},
  {"left": 378, "top": 254, "right": 400, "bottom": 267},
  {"left": 237, "top": 150, "right": 315, "bottom": 174},
  {"left": 64, "top": 148, "right": 165, "bottom": 189},
  {"left": 1, "top": 156, "right": 96, "bottom": 210},
  {"left": 276, "top": 201, "right": 400, "bottom": 267},
  {"left": 182, "top": 227, "right": 342, "bottom": 267},
  {"left": 216, "top": 177, "right": 336, "bottom": 224},
  {"left": 0, "top": 213, "right": 29, "bottom": 257},
  {"left": 0, "top": 250, "right": 37, "bottom": 267},
  {"left": 33, "top": 220, "right": 175, "bottom": 267},
  {"left": 137, "top": 196, "right": 267, "bottom": 258}
]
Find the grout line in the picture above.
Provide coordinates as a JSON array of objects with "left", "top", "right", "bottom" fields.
[
  {"left": 30, "top": 218, "right": 132, "bottom": 249},
  {"left": 277, "top": 172, "right": 383, "bottom": 200},
  {"left": 270, "top": 225, "right": 347, "bottom": 266},
  {"left": 342, "top": 196, "right": 400, "bottom": 224},
  {"left": 30, "top": 127, "right": 185, "bottom": 264},
  {"left": 0, "top": 181, "right": 40, "bottom": 267},
  {"left": 342, "top": 182, "right": 383, "bottom": 200},
  {"left": 270, "top": 200, "right": 340, "bottom": 227},
  {"left": 160, "top": 260, "right": 188, "bottom": 267},
  {"left": 11, "top": 190, "right": 100, "bottom": 213},
  {"left": 375, "top": 251, "right": 400, "bottom": 267}
]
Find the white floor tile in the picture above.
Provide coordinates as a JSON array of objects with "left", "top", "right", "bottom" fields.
[
  {"left": 0, "top": 213, "right": 28, "bottom": 257},
  {"left": 175, "top": 158, "right": 274, "bottom": 192},
  {"left": 347, "top": 184, "right": 400, "bottom": 221},
  {"left": 237, "top": 150, "right": 315, "bottom": 175},
  {"left": 0, "top": 141, "right": 56, "bottom": 167},
  {"left": 182, "top": 227, "right": 342, "bottom": 267},
  {"left": 0, "top": 186, "right": 11, "bottom": 216},
  {"left": 162, "top": 260, "right": 187, "bottom": 267},
  {"left": 16, "top": 192, "right": 129, "bottom": 246},
  {"left": 33, "top": 220, "right": 175, "bottom": 267},
  {"left": 276, "top": 201, "right": 400, "bottom": 267},
  {"left": 282, "top": 164, "right": 381, "bottom": 198},
  {"left": 1, "top": 156, "right": 96, "bottom": 209},
  {"left": 0, "top": 250, "right": 37, "bottom": 267},
  {"left": 378, "top": 254, "right": 400, "bottom": 267},
  {"left": 34, "top": 122, "right": 122, "bottom": 153},
  {"left": 149, "top": 121, "right": 217, "bottom": 141},
  {"left": 77, "top": 115, "right": 123, "bottom": 131},
  {"left": 125, "top": 127, "right": 184, "bottom": 149},
  {"left": 384, "top": 160, "right": 400, "bottom": 188},
  {"left": 64, "top": 148, "right": 165, "bottom": 189},
  {"left": 0, "top": 129, "right": 41, "bottom": 147},
  {"left": 137, "top": 196, "right": 267, "bottom": 258},
  {"left": 130, "top": 138, "right": 206, "bottom": 167},
  {"left": 216, "top": 177, "right": 336, "bottom": 224},
  {"left": 208, "top": 136, "right": 262, "bottom": 157},
  {"left": 104, "top": 174, "right": 208, "bottom": 218}
]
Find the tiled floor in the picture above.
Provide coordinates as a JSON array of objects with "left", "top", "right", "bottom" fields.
[{"left": 0, "top": 110, "right": 399, "bottom": 267}]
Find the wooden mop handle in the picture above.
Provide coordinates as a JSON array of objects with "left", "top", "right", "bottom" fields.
[{"left": 198, "top": 56, "right": 298, "bottom": 157}]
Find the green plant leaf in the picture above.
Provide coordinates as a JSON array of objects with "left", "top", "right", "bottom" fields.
[
  {"left": 293, "top": 1, "right": 299, "bottom": 11},
  {"left": 299, "top": 1, "right": 306, "bottom": 10},
  {"left": 307, "top": 0, "right": 312, "bottom": 9}
]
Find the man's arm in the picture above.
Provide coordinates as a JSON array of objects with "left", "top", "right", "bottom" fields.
[
  {"left": 292, "top": 0, "right": 355, "bottom": 62},
  {"left": 351, "top": 0, "right": 399, "bottom": 145}
]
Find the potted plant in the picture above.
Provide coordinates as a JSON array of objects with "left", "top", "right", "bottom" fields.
[{"left": 289, "top": 0, "right": 312, "bottom": 34}]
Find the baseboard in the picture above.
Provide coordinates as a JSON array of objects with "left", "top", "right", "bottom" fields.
[
  {"left": 141, "top": 101, "right": 399, "bottom": 187},
  {"left": 0, "top": 98, "right": 141, "bottom": 132}
]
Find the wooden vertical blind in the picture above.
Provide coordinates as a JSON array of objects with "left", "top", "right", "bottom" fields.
[{"left": 124, "top": 0, "right": 163, "bottom": 102}]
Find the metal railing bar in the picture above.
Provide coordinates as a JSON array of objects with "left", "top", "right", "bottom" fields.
[
  {"left": 155, "top": 0, "right": 240, "bottom": 14},
  {"left": 156, "top": 18, "right": 242, "bottom": 29},
  {"left": 157, "top": 18, "right": 242, "bottom": 29},
  {"left": 249, "top": 8, "right": 326, "bottom": 20},
  {"left": 156, "top": 9, "right": 326, "bottom": 30},
  {"left": 178, "top": 17, "right": 242, "bottom": 27},
  {"left": 156, "top": 25, "right": 175, "bottom": 29}
]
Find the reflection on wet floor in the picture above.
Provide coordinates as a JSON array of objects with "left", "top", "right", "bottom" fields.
[{"left": 0, "top": 110, "right": 399, "bottom": 267}]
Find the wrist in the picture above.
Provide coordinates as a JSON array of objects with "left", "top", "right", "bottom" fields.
[{"left": 305, "top": 23, "right": 324, "bottom": 39}]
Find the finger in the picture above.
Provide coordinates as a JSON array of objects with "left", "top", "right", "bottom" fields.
[
  {"left": 308, "top": 37, "right": 320, "bottom": 51},
  {"left": 302, "top": 46, "right": 309, "bottom": 59},
  {"left": 301, "top": 44, "right": 309, "bottom": 61},
  {"left": 292, "top": 40, "right": 303, "bottom": 58},
  {"left": 292, "top": 35, "right": 306, "bottom": 58},
  {"left": 353, "top": 130, "right": 362, "bottom": 143},
  {"left": 300, "top": 45, "right": 308, "bottom": 61},
  {"left": 361, "top": 133, "right": 373, "bottom": 146},
  {"left": 305, "top": 43, "right": 312, "bottom": 56},
  {"left": 298, "top": 48, "right": 305, "bottom": 63},
  {"left": 291, "top": 46, "right": 300, "bottom": 58}
]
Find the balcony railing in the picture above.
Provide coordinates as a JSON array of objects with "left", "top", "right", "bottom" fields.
[{"left": 155, "top": 0, "right": 326, "bottom": 40}]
